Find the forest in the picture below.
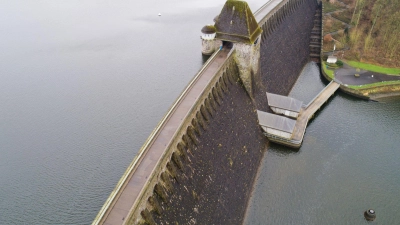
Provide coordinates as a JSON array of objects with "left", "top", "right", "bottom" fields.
[{"left": 324, "top": 0, "right": 400, "bottom": 68}]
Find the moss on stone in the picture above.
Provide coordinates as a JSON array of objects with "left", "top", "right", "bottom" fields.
[{"left": 215, "top": 0, "right": 262, "bottom": 44}]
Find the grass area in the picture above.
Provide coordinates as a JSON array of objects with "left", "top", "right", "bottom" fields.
[
  {"left": 348, "top": 80, "right": 400, "bottom": 89},
  {"left": 345, "top": 60, "right": 400, "bottom": 75},
  {"left": 322, "top": 62, "right": 335, "bottom": 79},
  {"left": 323, "top": 2, "right": 344, "bottom": 13}
]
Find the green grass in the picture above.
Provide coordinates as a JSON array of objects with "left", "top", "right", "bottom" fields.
[
  {"left": 345, "top": 60, "right": 400, "bottom": 75},
  {"left": 322, "top": 62, "right": 335, "bottom": 79},
  {"left": 348, "top": 80, "right": 400, "bottom": 89}
]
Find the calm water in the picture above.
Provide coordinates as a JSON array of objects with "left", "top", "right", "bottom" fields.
[
  {"left": 0, "top": 0, "right": 265, "bottom": 224},
  {"left": 245, "top": 62, "right": 400, "bottom": 224}
]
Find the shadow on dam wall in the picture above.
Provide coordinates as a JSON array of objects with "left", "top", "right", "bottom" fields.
[
  {"left": 254, "top": 0, "right": 317, "bottom": 111},
  {"left": 151, "top": 0, "right": 318, "bottom": 224}
]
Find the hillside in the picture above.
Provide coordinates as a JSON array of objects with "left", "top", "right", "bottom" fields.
[{"left": 324, "top": 0, "right": 400, "bottom": 68}]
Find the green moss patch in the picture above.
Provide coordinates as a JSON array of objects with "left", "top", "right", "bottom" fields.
[
  {"left": 348, "top": 80, "right": 400, "bottom": 89},
  {"left": 345, "top": 60, "right": 400, "bottom": 75},
  {"left": 322, "top": 62, "right": 335, "bottom": 79}
]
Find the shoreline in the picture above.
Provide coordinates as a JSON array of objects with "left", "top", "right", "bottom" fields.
[{"left": 321, "top": 61, "right": 400, "bottom": 100}]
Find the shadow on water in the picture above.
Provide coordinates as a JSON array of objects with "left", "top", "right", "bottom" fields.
[
  {"left": 316, "top": 63, "right": 331, "bottom": 86},
  {"left": 268, "top": 142, "right": 300, "bottom": 156},
  {"left": 202, "top": 54, "right": 211, "bottom": 64},
  {"left": 374, "top": 95, "right": 400, "bottom": 103},
  {"left": 337, "top": 89, "right": 374, "bottom": 103}
]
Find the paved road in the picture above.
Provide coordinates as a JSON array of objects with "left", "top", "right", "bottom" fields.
[{"left": 334, "top": 64, "right": 400, "bottom": 85}]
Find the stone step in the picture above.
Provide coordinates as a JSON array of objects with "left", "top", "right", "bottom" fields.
[
  {"left": 311, "top": 31, "right": 320, "bottom": 35},
  {"left": 309, "top": 44, "right": 321, "bottom": 48},
  {"left": 310, "top": 41, "right": 321, "bottom": 45},
  {"left": 310, "top": 35, "right": 321, "bottom": 39},
  {"left": 310, "top": 48, "right": 321, "bottom": 51},
  {"left": 310, "top": 53, "right": 320, "bottom": 57}
]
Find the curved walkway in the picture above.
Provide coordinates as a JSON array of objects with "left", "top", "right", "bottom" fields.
[
  {"left": 334, "top": 64, "right": 400, "bottom": 85},
  {"left": 94, "top": 47, "right": 231, "bottom": 225}
]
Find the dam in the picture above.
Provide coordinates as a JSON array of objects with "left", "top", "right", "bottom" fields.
[
  {"left": 93, "top": 0, "right": 321, "bottom": 224},
  {"left": 1, "top": 0, "right": 400, "bottom": 224}
]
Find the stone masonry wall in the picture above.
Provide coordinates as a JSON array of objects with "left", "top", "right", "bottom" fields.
[
  {"left": 139, "top": 0, "right": 318, "bottom": 224},
  {"left": 202, "top": 39, "right": 222, "bottom": 55},
  {"left": 151, "top": 64, "right": 266, "bottom": 224},
  {"left": 254, "top": 0, "right": 317, "bottom": 110}
]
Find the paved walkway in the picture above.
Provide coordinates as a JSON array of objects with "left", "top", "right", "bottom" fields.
[
  {"left": 292, "top": 81, "right": 340, "bottom": 142},
  {"left": 254, "top": 0, "right": 284, "bottom": 23},
  {"left": 94, "top": 47, "right": 231, "bottom": 225},
  {"left": 334, "top": 64, "right": 400, "bottom": 85}
]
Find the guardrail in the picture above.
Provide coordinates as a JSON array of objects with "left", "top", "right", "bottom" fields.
[
  {"left": 92, "top": 48, "right": 225, "bottom": 225},
  {"left": 304, "top": 80, "right": 335, "bottom": 108},
  {"left": 254, "top": 0, "right": 274, "bottom": 16}
]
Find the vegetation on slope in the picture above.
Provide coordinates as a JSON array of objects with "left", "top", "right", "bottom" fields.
[
  {"left": 345, "top": 60, "right": 400, "bottom": 74},
  {"left": 340, "top": 0, "right": 400, "bottom": 67}
]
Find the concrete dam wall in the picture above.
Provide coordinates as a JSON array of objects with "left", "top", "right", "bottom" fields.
[
  {"left": 148, "top": 0, "right": 318, "bottom": 224},
  {"left": 150, "top": 62, "right": 266, "bottom": 224},
  {"left": 255, "top": 0, "right": 318, "bottom": 110},
  {"left": 93, "top": 0, "right": 319, "bottom": 224}
]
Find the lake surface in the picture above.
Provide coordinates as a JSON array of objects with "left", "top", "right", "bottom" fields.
[
  {"left": 0, "top": 0, "right": 265, "bottom": 224},
  {"left": 244, "top": 62, "right": 400, "bottom": 224}
]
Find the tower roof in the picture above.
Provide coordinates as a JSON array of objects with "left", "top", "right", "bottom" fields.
[
  {"left": 201, "top": 25, "right": 216, "bottom": 34},
  {"left": 214, "top": 0, "right": 262, "bottom": 44},
  {"left": 213, "top": 15, "right": 219, "bottom": 23}
]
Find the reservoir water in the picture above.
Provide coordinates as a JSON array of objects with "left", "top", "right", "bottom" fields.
[
  {"left": 0, "top": 0, "right": 265, "bottom": 224},
  {"left": 1, "top": 1, "right": 399, "bottom": 224},
  {"left": 245, "top": 62, "right": 400, "bottom": 224}
]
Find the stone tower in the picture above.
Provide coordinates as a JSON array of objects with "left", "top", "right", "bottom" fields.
[
  {"left": 214, "top": 0, "right": 262, "bottom": 96},
  {"left": 201, "top": 25, "right": 221, "bottom": 55}
]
